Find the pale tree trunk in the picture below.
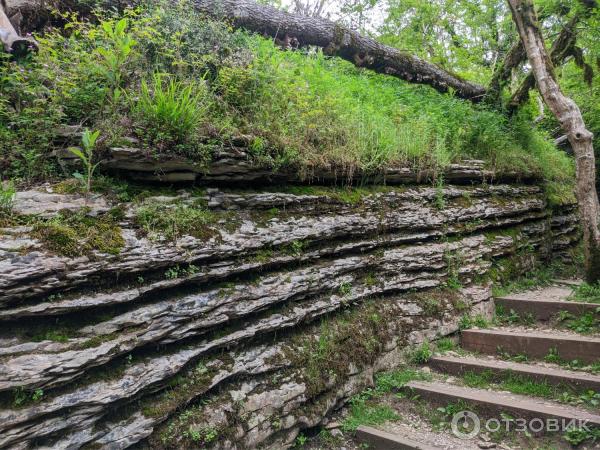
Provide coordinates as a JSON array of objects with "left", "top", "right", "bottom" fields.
[
  {"left": 507, "top": 0, "right": 600, "bottom": 282},
  {"left": 0, "top": 0, "right": 36, "bottom": 55}
]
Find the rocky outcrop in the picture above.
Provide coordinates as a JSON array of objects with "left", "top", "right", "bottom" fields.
[
  {"left": 91, "top": 146, "right": 532, "bottom": 184},
  {"left": 0, "top": 178, "right": 579, "bottom": 449}
]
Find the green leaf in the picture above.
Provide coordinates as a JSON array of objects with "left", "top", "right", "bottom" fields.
[
  {"left": 115, "top": 18, "right": 128, "bottom": 35},
  {"left": 68, "top": 147, "right": 85, "bottom": 160}
]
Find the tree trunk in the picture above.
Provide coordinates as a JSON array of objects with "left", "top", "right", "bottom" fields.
[
  {"left": 508, "top": 14, "right": 582, "bottom": 111},
  {"left": 193, "top": 0, "right": 486, "bottom": 101},
  {"left": 0, "top": 1, "right": 36, "bottom": 55},
  {"left": 507, "top": 0, "right": 600, "bottom": 282}
]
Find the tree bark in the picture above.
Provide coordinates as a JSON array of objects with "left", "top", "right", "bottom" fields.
[
  {"left": 193, "top": 0, "right": 486, "bottom": 101},
  {"left": 507, "top": 0, "right": 600, "bottom": 282},
  {"left": 508, "top": 13, "right": 581, "bottom": 111},
  {"left": 0, "top": 1, "right": 37, "bottom": 55}
]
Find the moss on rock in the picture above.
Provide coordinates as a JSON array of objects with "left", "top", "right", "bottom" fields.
[{"left": 31, "top": 209, "right": 124, "bottom": 257}]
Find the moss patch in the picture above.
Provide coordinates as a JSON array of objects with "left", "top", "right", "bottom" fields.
[
  {"left": 135, "top": 200, "right": 221, "bottom": 241},
  {"left": 31, "top": 209, "right": 124, "bottom": 257},
  {"left": 141, "top": 359, "right": 220, "bottom": 420},
  {"left": 285, "top": 301, "right": 396, "bottom": 397}
]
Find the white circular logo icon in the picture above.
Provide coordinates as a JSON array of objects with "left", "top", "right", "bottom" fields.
[{"left": 451, "top": 410, "right": 480, "bottom": 439}]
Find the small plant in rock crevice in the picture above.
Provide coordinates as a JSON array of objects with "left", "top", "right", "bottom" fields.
[
  {"left": 409, "top": 342, "right": 433, "bottom": 364},
  {"left": 0, "top": 181, "right": 16, "bottom": 218},
  {"left": 68, "top": 129, "right": 101, "bottom": 194}
]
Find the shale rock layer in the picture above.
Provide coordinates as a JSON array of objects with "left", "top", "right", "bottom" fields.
[{"left": 0, "top": 181, "right": 579, "bottom": 449}]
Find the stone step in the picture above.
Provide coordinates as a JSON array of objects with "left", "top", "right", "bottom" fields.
[
  {"left": 355, "top": 425, "right": 442, "bottom": 450},
  {"left": 429, "top": 355, "right": 600, "bottom": 391},
  {"left": 496, "top": 295, "right": 599, "bottom": 321},
  {"left": 461, "top": 329, "right": 600, "bottom": 363},
  {"left": 406, "top": 381, "right": 600, "bottom": 429},
  {"left": 553, "top": 279, "right": 583, "bottom": 287}
]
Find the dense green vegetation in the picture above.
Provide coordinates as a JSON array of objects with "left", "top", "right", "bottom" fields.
[{"left": 0, "top": 1, "right": 575, "bottom": 195}]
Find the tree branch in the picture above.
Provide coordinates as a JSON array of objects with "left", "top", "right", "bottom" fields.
[
  {"left": 508, "top": 13, "right": 580, "bottom": 110},
  {"left": 193, "top": 0, "right": 487, "bottom": 101},
  {"left": 485, "top": 40, "right": 526, "bottom": 106}
]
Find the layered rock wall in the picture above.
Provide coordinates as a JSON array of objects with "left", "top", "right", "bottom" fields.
[{"left": 0, "top": 178, "right": 579, "bottom": 449}]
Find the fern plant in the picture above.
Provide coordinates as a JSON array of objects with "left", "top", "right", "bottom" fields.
[
  {"left": 132, "top": 73, "right": 208, "bottom": 152},
  {"left": 68, "top": 129, "right": 101, "bottom": 194}
]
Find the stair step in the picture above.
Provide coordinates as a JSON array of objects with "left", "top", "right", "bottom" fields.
[
  {"left": 355, "top": 425, "right": 442, "bottom": 450},
  {"left": 553, "top": 279, "right": 583, "bottom": 287},
  {"left": 461, "top": 329, "right": 600, "bottom": 363},
  {"left": 496, "top": 296, "right": 598, "bottom": 321},
  {"left": 429, "top": 355, "right": 600, "bottom": 391},
  {"left": 406, "top": 381, "right": 600, "bottom": 429}
]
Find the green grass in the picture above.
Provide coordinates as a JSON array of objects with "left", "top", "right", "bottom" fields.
[
  {"left": 570, "top": 283, "right": 600, "bottom": 304},
  {"left": 491, "top": 266, "right": 557, "bottom": 297},
  {"left": 460, "top": 369, "right": 600, "bottom": 409},
  {"left": 459, "top": 314, "right": 491, "bottom": 330},
  {"left": 435, "top": 338, "right": 456, "bottom": 353},
  {"left": 408, "top": 342, "right": 433, "bottom": 364},
  {"left": 132, "top": 73, "right": 210, "bottom": 156},
  {"left": 341, "top": 394, "right": 399, "bottom": 432},
  {"left": 341, "top": 367, "right": 431, "bottom": 432},
  {"left": 0, "top": 1, "right": 575, "bottom": 194},
  {"left": 495, "top": 305, "right": 535, "bottom": 326},
  {"left": 135, "top": 200, "right": 218, "bottom": 241},
  {"left": 556, "top": 310, "right": 600, "bottom": 334},
  {"left": 375, "top": 368, "right": 432, "bottom": 393}
]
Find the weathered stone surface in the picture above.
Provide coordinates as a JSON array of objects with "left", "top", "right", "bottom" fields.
[
  {"left": 0, "top": 184, "right": 552, "bottom": 305},
  {"left": 98, "top": 146, "right": 533, "bottom": 185},
  {"left": 0, "top": 179, "right": 579, "bottom": 449},
  {"left": 12, "top": 190, "right": 110, "bottom": 217}
]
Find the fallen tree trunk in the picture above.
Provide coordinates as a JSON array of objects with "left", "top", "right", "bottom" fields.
[
  {"left": 193, "top": 0, "right": 486, "bottom": 101},
  {"left": 507, "top": 0, "right": 600, "bottom": 282},
  {"left": 0, "top": 0, "right": 37, "bottom": 55}
]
